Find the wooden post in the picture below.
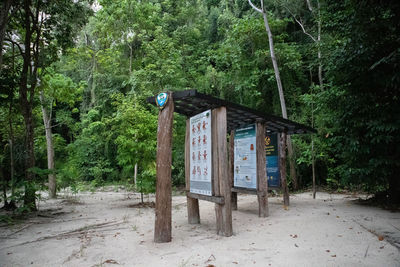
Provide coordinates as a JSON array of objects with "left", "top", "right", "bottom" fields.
[
  {"left": 229, "top": 130, "right": 237, "bottom": 210},
  {"left": 256, "top": 122, "right": 268, "bottom": 217},
  {"left": 280, "top": 131, "right": 290, "bottom": 207},
  {"left": 212, "top": 107, "right": 232, "bottom": 237},
  {"left": 154, "top": 93, "right": 174, "bottom": 243},
  {"left": 185, "top": 119, "right": 200, "bottom": 224}
]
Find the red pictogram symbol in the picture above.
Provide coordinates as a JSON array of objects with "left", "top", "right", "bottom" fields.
[{"left": 202, "top": 120, "right": 208, "bottom": 130}]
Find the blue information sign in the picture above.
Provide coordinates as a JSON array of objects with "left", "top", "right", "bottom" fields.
[{"left": 265, "top": 134, "right": 280, "bottom": 188}]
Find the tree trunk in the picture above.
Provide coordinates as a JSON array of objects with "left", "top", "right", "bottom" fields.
[
  {"left": 287, "top": 136, "right": 298, "bottom": 190},
  {"left": 18, "top": 0, "right": 36, "bottom": 211},
  {"left": 90, "top": 53, "right": 97, "bottom": 107},
  {"left": 311, "top": 85, "right": 316, "bottom": 199},
  {"left": 39, "top": 91, "right": 56, "bottom": 198},
  {"left": 249, "top": 0, "right": 298, "bottom": 192},
  {"left": 0, "top": 0, "right": 13, "bottom": 68},
  {"left": 388, "top": 174, "right": 400, "bottom": 204},
  {"left": 0, "top": 131, "right": 8, "bottom": 208},
  {"left": 317, "top": 0, "right": 323, "bottom": 87},
  {"left": 129, "top": 44, "right": 132, "bottom": 74},
  {"left": 134, "top": 163, "right": 137, "bottom": 186},
  {"left": 8, "top": 94, "right": 16, "bottom": 207}
]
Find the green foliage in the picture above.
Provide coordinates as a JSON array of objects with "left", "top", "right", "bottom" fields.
[{"left": 2, "top": 0, "right": 399, "bottom": 202}]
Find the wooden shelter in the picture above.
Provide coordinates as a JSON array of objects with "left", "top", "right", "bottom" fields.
[{"left": 147, "top": 90, "right": 314, "bottom": 243}]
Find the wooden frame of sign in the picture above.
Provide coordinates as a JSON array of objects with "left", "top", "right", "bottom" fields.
[
  {"left": 230, "top": 122, "right": 269, "bottom": 217},
  {"left": 185, "top": 107, "right": 232, "bottom": 237}
]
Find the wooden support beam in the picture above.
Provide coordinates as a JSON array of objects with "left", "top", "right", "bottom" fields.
[
  {"left": 280, "top": 131, "right": 290, "bottom": 207},
  {"left": 212, "top": 110, "right": 223, "bottom": 233},
  {"left": 229, "top": 130, "right": 237, "bottom": 210},
  {"left": 256, "top": 122, "right": 269, "bottom": 217},
  {"left": 186, "top": 192, "right": 225, "bottom": 204},
  {"left": 185, "top": 119, "right": 200, "bottom": 224},
  {"left": 154, "top": 93, "right": 174, "bottom": 243},
  {"left": 212, "top": 107, "right": 232, "bottom": 237}
]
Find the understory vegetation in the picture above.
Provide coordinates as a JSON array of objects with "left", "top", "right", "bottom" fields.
[{"left": 0, "top": 0, "right": 399, "bottom": 211}]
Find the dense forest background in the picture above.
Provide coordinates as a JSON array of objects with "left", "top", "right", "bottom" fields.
[{"left": 1, "top": 0, "right": 399, "bottom": 211}]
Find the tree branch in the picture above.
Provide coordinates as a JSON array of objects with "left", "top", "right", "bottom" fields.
[
  {"left": 284, "top": 6, "right": 316, "bottom": 42},
  {"left": 306, "top": 0, "right": 313, "bottom": 12},
  {"left": 248, "top": 0, "right": 263, "bottom": 14},
  {"left": 4, "top": 38, "right": 24, "bottom": 58}
]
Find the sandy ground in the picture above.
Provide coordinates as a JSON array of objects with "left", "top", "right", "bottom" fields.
[{"left": 1, "top": 189, "right": 399, "bottom": 267}]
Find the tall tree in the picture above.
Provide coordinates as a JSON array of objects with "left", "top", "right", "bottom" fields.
[
  {"left": 248, "top": 0, "right": 295, "bottom": 198},
  {"left": 322, "top": 0, "right": 400, "bottom": 202},
  {"left": 5, "top": 0, "right": 91, "bottom": 208},
  {"left": 38, "top": 70, "right": 83, "bottom": 198}
]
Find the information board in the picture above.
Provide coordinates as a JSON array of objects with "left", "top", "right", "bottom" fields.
[
  {"left": 265, "top": 133, "right": 280, "bottom": 188},
  {"left": 234, "top": 124, "right": 257, "bottom": 189},
  {"left": 189, "top": 110, "right": 212, "bottom": 196}
]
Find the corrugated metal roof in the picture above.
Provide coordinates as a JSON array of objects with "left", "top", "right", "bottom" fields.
[{"left": 147, "top": 90, "right": 315, "bottom": 134}]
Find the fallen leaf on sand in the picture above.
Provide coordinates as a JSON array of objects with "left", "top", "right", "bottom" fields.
[
  {"left": 232, "top": 261, "right": 238, "bottom": 264},
  {"left": 331, "top": 255, "right": 336, "bottom": 257},
  {"left": 378, "top": 235, "right": 384, "bottom": 241},
  {"left": 326, "top": 250, "right": 330, "bottom": 253},
  {"left": 103, "top": 259, "right": 119, "bottom": 264},
  {"left": 295, "top": 244, "right": 299, "bottom": 247},
  {"left": 379, "top": 246, "right": 384, "bottom": 249}
]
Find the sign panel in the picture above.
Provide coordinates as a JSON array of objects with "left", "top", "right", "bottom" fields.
[
  {"left": 265, "top": 133, "right": 280, "bottom": 188},
  {"left": 189, "top": 110, "right": 212, "bottom": 196},
  {"left": 234, "top": 124, "right": 257, "bottom": 189}
]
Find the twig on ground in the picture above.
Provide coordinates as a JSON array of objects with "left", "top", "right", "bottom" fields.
[{"left": 2, "top": 220, "right": 125, "bottom": 249}]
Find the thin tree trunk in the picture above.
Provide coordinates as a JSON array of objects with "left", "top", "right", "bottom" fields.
[
  {"left": 90, "top": 53, "right": 97, "bottom": 107},
  {"left": 8, "top": 94, "right": 16, "bottom": 206},
  {"left": 0, "top": 0, "right": 13, "bottom": 68},
  {"left": 287, "top": 136, "right": 298, "bottom": 190},
  {"left": 129, "top": 44, "right": 132, "bottom": 74},
  {"left": 317, "top": 0, "right": 323, "bottom": 87},
  {"left": 39, "top": 91, "right": 56, "bottom": 198},
  {"left": 134, "top": 163, "right": 137, "bottom": 186},
  {"left": 249, "top": 0, "right": 295, "bottom": 195},
  {"left": 1, "top": 132, "right": 8, "bottom": 208},
  {"left": 280, "top": 132, "right": 289, "bottom": 207},
  {"left": 1, "top": 166, "right": 7, "bottom": 208},
  {"left": 311, "top": 85, "right": 316, "bottom": 199}
]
